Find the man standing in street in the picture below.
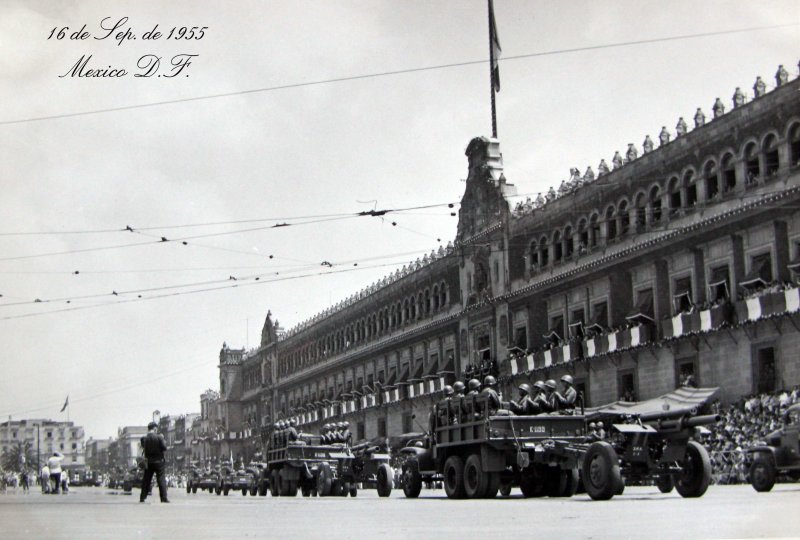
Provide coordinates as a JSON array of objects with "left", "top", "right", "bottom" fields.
[{"left": 139, "top": 422, "right": 169, "bottom": 503}]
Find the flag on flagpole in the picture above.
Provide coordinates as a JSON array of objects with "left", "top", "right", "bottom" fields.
[
  {"left": 489, "top": 0, "right": 502, "bottom": 92},
  {"left": 60, "top": 395, "right": 69, "bottom": 412}
]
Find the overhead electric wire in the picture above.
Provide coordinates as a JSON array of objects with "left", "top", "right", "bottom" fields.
[{"left": 0, "top": 23, "right": 796, "bottom": 127}]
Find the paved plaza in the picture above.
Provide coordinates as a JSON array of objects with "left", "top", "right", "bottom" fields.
[{"left": 1, "top": 484, "right": 798, "bottom": 539}]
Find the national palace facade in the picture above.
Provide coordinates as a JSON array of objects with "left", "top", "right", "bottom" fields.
[{"left": 194, "top": 65, "right": 800, "bottom": 463}]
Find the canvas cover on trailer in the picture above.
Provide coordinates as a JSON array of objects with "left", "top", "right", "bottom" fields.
[{"left": 585, "top": 387, "right": 719, "bottom": 422}]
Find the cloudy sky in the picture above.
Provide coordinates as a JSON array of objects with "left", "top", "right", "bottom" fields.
[{"left": 0, "top": 0, "right": 797, "bottom": 439}]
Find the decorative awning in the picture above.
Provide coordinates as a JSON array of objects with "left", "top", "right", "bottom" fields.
[
  {"left": 740, "top": 259, "right": 770, "bottom": 289},
  {"left": 626, "top": 291, "right": 654, "bottom": 324},
  {"left": 568, "top": 321, "right": 584, "bottom": 339}
]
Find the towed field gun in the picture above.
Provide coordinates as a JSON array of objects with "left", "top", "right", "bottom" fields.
[{"left": 580, "top": 387, "right": 721, "bottom": 500}]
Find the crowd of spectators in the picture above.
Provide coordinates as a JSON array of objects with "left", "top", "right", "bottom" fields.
[{"left": 704, "top": 386, "right": 800, "bottom": 484}]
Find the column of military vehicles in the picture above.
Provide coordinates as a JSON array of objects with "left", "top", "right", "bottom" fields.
[{"left": 181, "top": 382, "right": 800, "bottom": 500}]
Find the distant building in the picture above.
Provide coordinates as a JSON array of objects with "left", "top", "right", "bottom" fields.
[
  {"left": 117, "top": 426, "right": 147, "bottom": 469},
  {"left": 0, "top": 419, "right": 85, "bottom": 470},
  {"left": 85, "top": 437, "right": 113, "bottom": 474}
]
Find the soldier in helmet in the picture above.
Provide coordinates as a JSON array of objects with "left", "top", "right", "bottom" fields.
[
  {"left": 532, "top": 380, "right": 551, "bottom": 413},
  {"left": 597, "top": 421, "right": 606, "bottom": 439},
  {"left": 479, "top": 375, "right": 504, "bottom": 415},
  {"left": 451, "top": 381, "right": 466, "bottom": 423},
  {"left": 271, "top": 422, "right": 280, "bottom": 448},
  {"left": 466, "top": 379, "right": 481, "bottom": 397},
  {"left": 588, "top": 422, "right": 598, "bottom": 439},
  {"left": 543, "top": 379, "right": 559, "bottom": 412},
  {"left": 320, "top": 423, "right": 330, "bottom": 444},
  {"left": 464, "top": 378, "right": 482, "bottom": 418},
  {"left": 341, "top": 421, "right": 352, "bottom": 446},
  {"left": 287, "top": 419, "right": 299, "bottom": 443},
  {"left": 510, "top": 383, "right": 538, "bottom": 415},
  {"left": 554, "top": 374, "right": 578, "bottom": 414}
]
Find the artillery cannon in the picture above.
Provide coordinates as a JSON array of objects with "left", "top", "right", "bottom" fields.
[{"left": 580, "top": 387, "right": 721, "bottom": 500}]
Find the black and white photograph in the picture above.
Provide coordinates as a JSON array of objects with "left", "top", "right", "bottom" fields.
[{"left": 0, "top": 1, "right": 798, "bottom": 538}]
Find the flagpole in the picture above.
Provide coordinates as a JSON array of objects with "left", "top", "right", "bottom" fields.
[{"left": 488, "top": 0, "right": 497, "bottom": 138}]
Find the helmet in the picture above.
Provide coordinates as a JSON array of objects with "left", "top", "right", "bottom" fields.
[
  {"left": 544, "top": 379, "right": 557, "bottom": 390},
  {"left": 468, "top": 379, "right": 481, "bottom": 391},
  {"left": 518, "top": 383, "right": 532, "bottom": 395},
  {"left": 343, "top": 421, "right": 350, "bottom": 428},
  {"left": 483, "top": 375, "right": 497, "bottom": 387},
  {"left": 338, "top": 422, "right": 346, "bottom": 429},
  {"left": 533, "top": 380, "right": 546, "bottom": 391},
  {"left": 322, "top": 423, "right": 330, "bottom": 431},
  {"left": 443, "top": 385, "right": 454, "bottom": 396},
  {"left": 589, "top": 422, "right": 597, "bottom": 429},
  {"left": 453, "top": 381, "right": 466, "bottom": 393},
  {"left": 560, "top": 374, "right": 574, "bottom": 386},
  {"left": 289, "top": 419, "right": 297, "bottom": 427},
  {"left": 597, "top": 421, "right": 604, "bottom": 429}
]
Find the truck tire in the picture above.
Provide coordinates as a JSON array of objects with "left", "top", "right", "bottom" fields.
[
  {"left": 561, "top": 468, "right": 579, "bottom": 497},
  {"left": 269, "top": 470, "right": 279, "bottom": 497},
  {"left": 186, "top": 483, "right": 191, "bottom": 494},
  {"left": 443, "top": 455, "right": 466, "bottom": 499},
  {"left": 656, "top": 475, "right": 674, "bottom": 493},
  {"left": 284, "top": 480, "right": 298, "bottom": 497},
  {"left": 615, "top": 477, "right": 625, "bottom": 496},
  {"left": 215, "top": 482, "right": 222, "bottom": 495},
  {"left": 545, "top": 467, "right": 567, "bottom": 497},
  {"left": 582, "top": 441, "right": 621, "bottom": 501},
  {"left": 483, "top": 472, "right": 500, "bottom": 499},
  {"left": 223, "top": 487, "right": 229, "bottom": 496},
  {"left": 249, "top": 484, "right": 257, "bottom": 496},
  {"left": 499, "top": 482, "right": 512, "bottom": 497},
  {"left": 258, "top": 481, "right": 267, "bottom": 496},
  {"left": 750, "top": 456, "right": 776, "bottom": 492},
  {"left": 463, "top": 453, "right": 489, "bottom": 499},
  {"left": 377, "top": 463, "right": 393, "bottom": 497},
  {"left": 242, "top": 488, "right": 247, "bottom": 496},
  {"left": 192, "top": 486, "right": 197, "bottom": 494},
  {"left": 317, "top": 463, "right": 332, "bottom": 497},
  {"left": 402, "top": 460, "right": 422, "bottom": 499},
  {"left": 675, "top": 441, "right": 711, "bottom": 498},
  {"left": 519, "top": 471, "right": 545, "bottom": 498},
  {"left": 349, "top": 483, "right": 358, "bottom": 497}
]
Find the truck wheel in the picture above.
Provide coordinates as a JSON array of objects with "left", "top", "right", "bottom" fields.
[
  {"left": 544, "top": 467, "right": 566, "bottom": 497},
  {"left": 223, "top": 487, "right": 229, "bottom": 496},
  {"left": 402, "top": 460, "right": 422, "bottom": 499},
  {"left": 269, "top": 470, "right": 279, "bottom": 497},
  {"left": 316, "top": 463, "right": 332, "bottom": 497},
  {"left": 656, "top": 475, "right": 674, "bottom": 494},
  {"left": 675, "top": 441, "right": 711, "bottom": 498},
  {"left": 483, "top": 472, "right": 500, "bottom": 499},
  {"left": 249, "top": 484, "right": 257, "bottom": 496},
  {"left": 242, "top": 488, "right": 247, "bottom": 496},
  {"left": 582, "top": 441, "right": 622, "bottom": 501},
  {"left": 561, "top": 468, "right": 579, "bottom": 497},
  {"left": 284, "top": 480, "right": 298, "bottom": 497},
  {"left": 215, "top": 483, "right": 222, "bottom": 495},
  {"left": 349, "top": 484, "right": 358, "bottom": 497},
  {"left": 463, "top": 453, "right": 489, "bottom": 499},
  {"left": 499, "top": 482, "right": 512, "bottom": 497},
  {"left": 750, "top": 456, "right": 776, "bottom": 492},
  {"left": 301, "top": 485, "right": 310, "bottom": 497},
  {"left": 331, "top": 479, "right": 343, "bottom": 497},
  {"left": 443, "top": 456, "right": 466, "bottom": 499},
  {"left": 377, "top": 463, "right": 393, "bottom": 497},
  {"left": 186, "top": 483, "right": 191, "bottom": 494},
  {"left": 192, "top": 486, "right": 197, "bottom": 494},
  {"left": 519, "top": 471, "right": 545, "bottom": 498}
]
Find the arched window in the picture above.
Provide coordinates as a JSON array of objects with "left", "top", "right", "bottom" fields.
[
  {"left": 529, "top": 239, "right": 539, "bottom": 269},
  {"left": 440, "top": 282, "right": 448, "bottom": 307},
  {"left": 744, "top": 142, "right": 760, "bottom": 184},
  {"left": 649, "top": 186, "right": 662, "bottom": 224},
  {"left": 704, "top": 161, "right": 719, "bottom": 200},
  {"left": 605, "top": 206, "right": 617, "bottom": 241},
  {"left": 577, "top": 219, "right": 589, "bottom": 252},
  {"left": 564, "top": 226, "right": 574, "bottom": 258},
  {"left": 721, "top": 153, "right": 736, "bottom": 192},
  {"left": 424, "top": 289, "right": 431, "bottom": 315},
  {"left": 668, "top": 177, "right": 682, "bottom": 217},
  {"left": 539, "top": 236, "right": 550, "bottom": 266},
  {"left": 790, "top": 123, "right": 800, "bottom": 166},
  {"left": 633, "top": 193, "right": 646, "bottom": 232},
  {"left": 432, "top": 285, "right": 440, "bottom": 310},
  {"left": 403, "top": 299, "right": 409, "bottom": 323},
  {"left": 683, "top": 170, "right": 697, "bottom": 207},
  {"left": 553, "top": 230, "right": 563, "bottom": 262},
  {"left": 763, "top": 134, "right": 779, "bottom": 176}
]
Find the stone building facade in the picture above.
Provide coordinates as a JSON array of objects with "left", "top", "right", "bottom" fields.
[
  {"left": 200, "top": 66, "right": 800, "bottom": 456},
  {"left": 0, "top": 419, "right": 86, "bottom": 471}
]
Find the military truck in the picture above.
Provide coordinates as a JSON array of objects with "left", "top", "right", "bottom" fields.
[
  {"left": 186, "top": 468, "right": 220, "bottom": 494},
  {"left": 399, "top": 394, "right": 587, "bottom": 499},
  {"left": 747, "top": 402, "right": 800, "bottom": 492},
  {"left": 581, "top": 387, "right": 720, "bottom": 500},
  {"left": 246, "top": 463, "right": 268, "bottom": 496},
  {"left": 316, "top": 439, "right": 394, "bottom": 497},
  {"left": 216, "top": 464, "right": 252, "bottom": 496},
  {"left": 266, "top": 432, "right": 349, "bottom": 497}
]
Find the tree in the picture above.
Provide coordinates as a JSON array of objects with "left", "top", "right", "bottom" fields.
[{"left": 1, "top": 441, "right": 38, "bottom": 473}]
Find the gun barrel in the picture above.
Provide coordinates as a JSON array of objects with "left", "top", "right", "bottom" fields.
[
  {"left": 652, "top": 414, "right": 721, "bottom": 430},
  {"left": 638, "top": 407, "right": 698, "bottom": 422}
]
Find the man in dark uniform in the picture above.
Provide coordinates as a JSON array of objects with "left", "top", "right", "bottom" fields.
[
  {"left": 287, "top": 419, "right": 299, "bottom": 443},
  {"left": 479, "top": 375, "right": 506, "bottom": 415},
  {"left": 543, "top": 379, "right": 559, "bottom": 412},
  {"left": 140, "top": 422, "right": 169, "bottom": 503},
  {"left": 341, "top": 421, "right": 352, "bottom": 446},
  {"left": 451, "top": 381, "right": 466, "bottom": 423},
  {"left": 554, "top": 374, "right": 578, "bottom": 414},
  {"left": 531, "top": 380, "right": 551, "bottom": 413}
]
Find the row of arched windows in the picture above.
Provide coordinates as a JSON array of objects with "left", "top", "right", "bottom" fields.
[
  {"left": 277, "top": 281, "right": 450, "bottom": 377},
  {"left": 526, "top": 121, "right": 800, "bottom": 273}
]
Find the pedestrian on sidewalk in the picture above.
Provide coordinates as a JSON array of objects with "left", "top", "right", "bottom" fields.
[{"left": 47, "top": 452, "right": 63, "bottom": 494}]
